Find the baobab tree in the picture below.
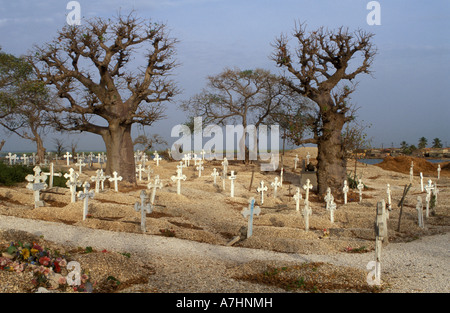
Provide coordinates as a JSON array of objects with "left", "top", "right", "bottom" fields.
[
  {"left": 272, "top": 23, "right": 376, "bottom": 196},
  {"left": 29, "top": 13, "right": 178, "bottom": 183}
]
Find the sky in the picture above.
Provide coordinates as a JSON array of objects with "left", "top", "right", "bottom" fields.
[{"left": 0, "top": 0, "right": 449, "bottom": 152}]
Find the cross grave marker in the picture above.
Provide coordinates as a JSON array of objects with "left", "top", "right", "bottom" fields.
[
  {"left": 241, "top": 197, "right": 261, "bottom": 238},
  {"left": 271, "top": 176, "right": 281, "bottom": 199},
  {"left": 171, "top": 168, "right": 187, "bottom": 195},
  {"left": 25, "top": 166, "right": 48, "bottom": 208},
  {"left": 134, "top": 190, "right": 153, "bottom": 233},
  {"left": 77, "top": 181, "right": 94, "bottom": 221},
  {"left": 293, "top": 187, "right": 302, "bottom": 212},
  {"left": 228, "top": 170, "right": 237, "bottom": 198},
  {"left": 257, "top": 180, "right": 268, "bottom": 205},
  {"left": 108, "top": 171, "right": 123, "bottom": 192}
]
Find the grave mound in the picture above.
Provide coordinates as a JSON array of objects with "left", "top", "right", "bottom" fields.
[{"left": 375, "top": 155, "right": 437, "bottom": 175}]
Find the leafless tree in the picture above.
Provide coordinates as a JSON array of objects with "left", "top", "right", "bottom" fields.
[
  {"left": 181, "top": 68, "right": 285, "bottom": 163},
  {"left": 272, "top": 22, "right": 376, "bottom": 196},
  {"left": 28, "top": 12, "right": 179, "bottom": 183},
  {"left": 133, "top": 133, "right": 167, "bottom": 153}
]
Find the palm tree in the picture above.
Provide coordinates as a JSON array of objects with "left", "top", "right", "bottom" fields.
[
  {"left": 432, "top": 138, "right": 443, "bottom": 148},
  {"left": 418, "top": 137, "right": 427, "bottom": 149}
]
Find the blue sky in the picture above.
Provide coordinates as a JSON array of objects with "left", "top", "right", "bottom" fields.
[{"left": 0, "top": 0, "right": 449, "bottom": 152}]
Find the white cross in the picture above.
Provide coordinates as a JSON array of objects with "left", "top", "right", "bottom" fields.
[
  {"left": 64, "top": 152, "right": 72, "bottom": 166},
  {"left": 294, "top": 154, "right": 299, "bottom": 170},
  {"left": 108, "top": 171, "right": 122, "bottom": 192},
  {"left": 98, "top": 169, "right": 110, "bottom": 191},
  {"left": 32, "top": 153, "right": 36, "bottom": 165},
  {"left": 386, "top": 184, "right": 392, "bottom": 211},
  {"left": 211, "top": 168, "right": 220, "bottom": 184},
  {"left": 420, "top": 172, "right": 424, "bottom": 192},
  {"left": 228, "top": 170, "right": 237, "bottom": 198},
  {"left": 357, "top": 179, "right": 364, "bottom": 203},
  {"left": 280, "top": 167, "right": 284, "bottom": 187},
  {"left": 306, "top": 152, "right": 311, "bottom": 165},
  {"left": 416, "top": 196, "right": 424, "bottom": 228},
  {"left": 293, "top": 187, "right": 302, "bottom": 212},
  {"left": 187, "top": 152, "right": 192, "bottom": 166},
  {"left": 437, "top": 165, "right": 441, "bottom": 180},
  {"left": 21, "top": 154, "right": 29, "bottom": 166},
  {"left": 154, "top": 153, "right": 162, "bottom": 166},
  {"left": 200, "top": 149, "right": 206, "bottom": 161},
  {"left": 424, "top": 179, "right": 434, "bottom": 218},
  {"left": 136, "top": 163, "right": 145, "bottom": 181},
  {"left": 193, "top": 154, "right": 200, "bottom": 166},
  {"left": 176, "top": 161, "right": 184, "bottom": 174},
  {"left": 88, "top": 152, "right": 94, "bottom": 164},
  {"left": 433, "top": 183, "right": 439, "bottom": 203},
  {"left": 14, "top": 154, "right": 20, "bottom": 164},
  {"left": 324, "top": 187, "right": 333, "bottom": 211},
  {"left": 171, "top": 168, "right": 187, "bottom": 195},
  {"left": 147, "top": 175, "right": 163, "bottom": 205},
  {"left": 182, "top": 154, "right": 190, "bottom": 167},
  {"left": 409, "top": 163, "right": 414, "bottom": 183},
  {"left": 271, "top": 177, "right": 282, "bottom": 199},
  {"left": 303, "top": 179, "right": 313, "bottom": 203},
  {"left": 134, "top": 190, "right": 153, "bottom": 233},
  {"left": 42, "top": 162, "right": 62, "bottom": 189},
  {"left": 241, "top": 197, "right": 261, "bottom": 238},
  {"left": 221, "top": 158, "right": 228, "bottom": 177},
  {"left": 25, "top": 166, "right": 48, "bottom": 208},
  {"left": 375, "top": 200, "right": 387, "bottom": 273},
  {"left": 141, "top": 153, "right": 148, "bottom": 165},
  {"left": 64, "top": 168, "right": 81, "bottom": 203},
  {"left": 329, "top": 201, "right": 337, "bottom": 223},
  {"left": 75, "top": 159, "right": 86, "bottom": 174},
  {"left": 196, "top": 160, "right": 204, "bottom": 177},
  {"left": 90, "top": 169, "right": 102, "bottom": 193},
  {"left": 257, "top": 180, "right": 268, "bottom": 205},
  {"left": 5, "top": 152, "right": 14, "bottom": 165},
  {"left": 77, "top": 181, "right": 94, "bottom": 221},
  {"left": 343, "top": 180, "right": 349, "bottom": 204},
  {"left": 145, "top": 165, "right": 153, "bottom": 182},
  {"left": 97, "top": 153, "right": 103, "bottom": 165},
  {"left": 302, "top": 201, "right": 312, "bottom": 231}
]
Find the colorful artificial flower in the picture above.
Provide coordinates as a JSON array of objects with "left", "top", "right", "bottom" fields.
[
  {"left": 39, "top": 256, "right": 51, "bottom": 266},
  {"left": 21, "top": 248, "right": 30, "bottom": 260},
  {"left": 53, "top": 261, "right": 61, "bottom": 273}
]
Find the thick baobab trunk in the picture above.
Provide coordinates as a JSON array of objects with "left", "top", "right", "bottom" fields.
[
  {"left": 316, "top": 112, "right": 347, "bottom": 199},
  {"left": 103, "top": 123, "right": 136, "bottom": 184}
]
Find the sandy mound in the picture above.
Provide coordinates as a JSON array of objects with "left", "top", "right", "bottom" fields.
[{"left": 375, "top": 156, "right": 444, "bottom": 176}]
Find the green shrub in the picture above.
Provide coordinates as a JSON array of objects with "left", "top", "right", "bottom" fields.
[{"left": 0, "top": 163, "right": 34, "bottom": 186}]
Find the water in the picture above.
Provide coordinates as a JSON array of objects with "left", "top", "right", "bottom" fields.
[
  {"left": 427, "top": 159, "right": 450, "bottom": 164},
  {"left": 358, "top": 158, "right": 383, "bottom": 165},
  {"left": 358, "top": 158, "right": 449, "bottom": 165}
]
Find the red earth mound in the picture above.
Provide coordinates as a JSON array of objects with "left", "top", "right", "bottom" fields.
[{"left": 375, "top": 155, "right": 449, "bottom": 176}]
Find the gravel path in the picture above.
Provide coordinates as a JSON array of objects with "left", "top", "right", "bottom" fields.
[{"left": 0, "top": 215, "right": 448, "bottom": 293}]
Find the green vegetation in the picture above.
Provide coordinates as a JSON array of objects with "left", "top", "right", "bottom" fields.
[{"left": 0, "top": 163, "right": 34, "bottom": 186}]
